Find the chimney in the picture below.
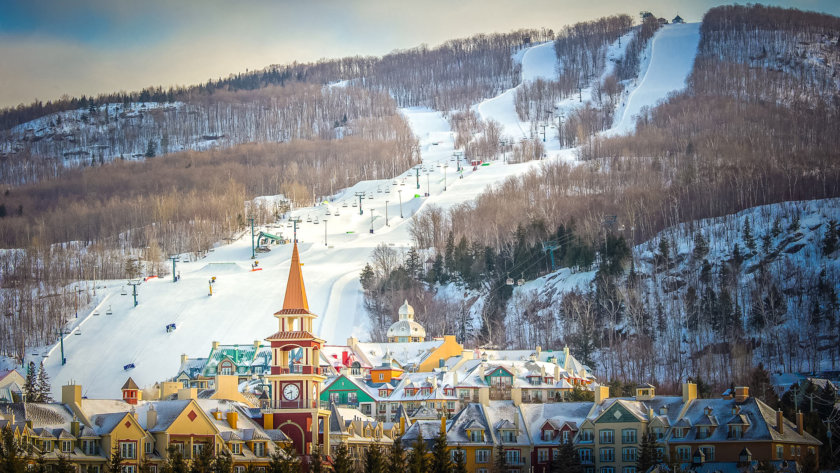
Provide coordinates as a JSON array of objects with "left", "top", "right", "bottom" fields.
[
  {"left": 399, "top": 417, "right": 405, "bottom": 435},
  {"left": 147, "top": 405, "right": 157, "bottom": 430},
  {"left": 342, "top": 351, "right": 349, "bottom": 367},
  {"left": 212, "top": 341, "right": 220, "bottom": 350},
  {"left": 440, "top": 416, "right": 446, "bottom": 436},
  {"left": 595, "top": 385, "right": 610, "bottom": 404},
  {"left": 254, "top": 340, "right": 261, "bottom": 349},
  {"left": 554, "top": 365, "right": 560, "bottom": 380},
  {"left": 180, "top": 354, "right": 188, "bottom": 365},
  {"left": 71, "top": 417, "right": 80, "bottom": 438},
  {"left": 453, "top": 371, "right": 458, "bottom": 387},
  {"left": 226, "top": 411, "right": 238, "bottom": 430},
  {"left": 734, "top": 386, "right": 749, "bottom": 403},
  {"left": 62, "top": 384, "right": 82, "bottom": 406},
  {"left": 796, "top": 411, "right": 804, "bottom": 435},
  {"left": 649, "top": 407, "right": 655, "bottom": 420},
  {"left": 682, "top": 382, "right": 697, "bottom": 403},
  {"left": 776, "top": 410, "right": 784, "bottom": 435}
]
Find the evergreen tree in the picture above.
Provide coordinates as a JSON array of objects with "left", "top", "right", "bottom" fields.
[
  {"left": 405, "top": 247, "right": 422, "bottom": 279},
  {"left": 557, "top": 440, "right": 581, "bottom": 473},
  {"left": 387, "top": 437, "right": 407, "bottom": 471},
  {"left": 431, "top": 254, "right": 445, "bottom": 284},
  {"left": 363, "top": 444, "right": 385, "bottom": 473},
  {"left": 332, "top": 443, "right": 353, "bottom": 473},
  {"left": 444, "top": 231, "right": 455, "bottom": 275},
  {"left": 23, "top": 361, "right": 37, "bottom": 402},
  {"left": 0, "top": 424, "right": 27, "bottom": 473},
  {"left": 822, "top": 220, "right": 838, "bottom": 256},
  {"left": 53, "top": 455, "right": 76, "bottom": 473},
  {"left": 452, "top": 450, "right": 467, "bottom": 473},
  {"left": 743, "top": 216, "right": 756, "bottom": 252},
  {"left": 36, "top": 361, "right": 51, "bottom": 402},
  {"left": 430, "top": 432, "right": 450, "bottom": 473},
  {"left": 189, "top": 444, "right": 214, "bottom": 473},
  {"left": 692, "top": 231, "right": 708, "bottom": 259},
  {"left": 359, "top": 263, "right": 376, "bottom": 291},
  {"left": 145, "top": 139, "right": 157, "bottom": 158},
  {"left": 492, "top": 446, "right": 507, "bottom": 473},
  {"left": 636, "top": 433, "right": 656, "bottom": 471},
  {"left": 656, "top": 237, "right": 670, "bottom": 269},
  {"left": 749, "top": 363, "right": 779, "bottom": 408},
  {"left": 161, "top": 446, "right": 187, "bottom": 473},
  {"left": 771, "top": 215, "right": 782, "bottom": 238},
  {"left": 268, "top": 445, "right": 299, "bottom": 473},
  {"left": 407, "top": 434, "right": 428, "bottom": 473},
  {"left": 309, "top": 446, "right": 325, "bottom": 473},
  {"left": 106, "top": 447, "right": 123, "bottom": 473}
]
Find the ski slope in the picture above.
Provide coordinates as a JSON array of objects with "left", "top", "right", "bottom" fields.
[{"left": 40, "top": 24, "right": 701, "bottom": 398}]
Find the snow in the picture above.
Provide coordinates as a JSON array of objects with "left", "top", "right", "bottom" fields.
[
  {"left": 607, "top": 23, "right": 701, "bottom": 136},
  {"left": 37, "top": 26, "right": 705, "bottom": 399}
]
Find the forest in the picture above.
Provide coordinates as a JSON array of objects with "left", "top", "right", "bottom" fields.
[{"left": 359, "top": 5, "right": 840, "bottom": 391}]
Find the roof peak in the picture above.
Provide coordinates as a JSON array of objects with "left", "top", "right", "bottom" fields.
[{"left": 281, "top": 242, "right": 309, "bottom": 312}]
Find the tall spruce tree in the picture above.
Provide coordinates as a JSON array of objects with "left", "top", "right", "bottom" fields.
[
  {"left": 106, "top": 447, "right": 123, "bottom": 473},
  {"left": 363, "top": 444, "right": 385, "bottom": 473},
  {"left": 23, "top": 361, "right": 37, "bottom": 402},
  {"left": 557, "top": 440, "right": 581, "bottom": 473},
  {"left": 407, "top": 434, "right": 428, "bottom": 473},
  {"left": 1, "top": 424, "right": 27, "bottom": 473},
  {"left": 36, "top": 361, "right": 51, "bottom": 402},
  {"left": 636, "top": 433, "right": 656, "bottom": 472},
  {"left": 430, "top": 431, "right": 450, "bottom": 473},
  {"left": 452, "top": 450, "right": 467, "bottom": 473},
  {"left": 387, "top": 437, "right": 407, "bottom": 470},
  {"left": 493, "top": 446, "right": 507, "bottom": 473},
  {"left": 332, "top": 443, "right": 353, "bottom": 473}
]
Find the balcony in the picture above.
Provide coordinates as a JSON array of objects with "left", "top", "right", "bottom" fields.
[
  {"left": 269, "top": 399, "right": 322, "bottom": 409},
  {"left": 270, "top": 366, "right": 322, "bottom": 375},
  {"left": 489, "top": 388, "right": 511, "bottom": 401}
]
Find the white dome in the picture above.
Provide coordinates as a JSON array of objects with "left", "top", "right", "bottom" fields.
[
  {"left": 398, "top": 299, "right": 415, "bottom": 320},
  {"left": 386, "top": 320, "right": 426, "bottom": 339}
]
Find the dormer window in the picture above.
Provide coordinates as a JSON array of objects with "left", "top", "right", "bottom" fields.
[
  {"left": 501, "top": 430, "right": 516, "bottom": 442},
  {"left": 542, "top": 430, "right": 554, "bottom": 441},
  {"left": 529, "top": 377, "right": 540, "bottom": 386},
  {"left": 698, "top": 426, "right": 711, "bottom": 439},
  {"left": 729, "top": 425, "right": 743, "bottom": 439},
  {"left": 469, "top": 429, "right": 484, "bottom": 442},
  {"left": 231, "top": 443, "right": 241, "bottom": 454}
]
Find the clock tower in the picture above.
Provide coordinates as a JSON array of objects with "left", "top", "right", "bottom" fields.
[{"left": 264, "top": 242, "right": 330, "bottom": 455}]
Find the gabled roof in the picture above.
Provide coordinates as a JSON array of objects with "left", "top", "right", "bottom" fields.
[{"left": 280, "top": 242, "right": 308, "bottom": 312}]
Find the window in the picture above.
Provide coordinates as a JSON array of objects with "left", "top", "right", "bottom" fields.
[
  {"left": 505, "top": 450, "right": 520, "bottom": 465},
  {"left": 621, "top": 429, "right": 636, "bottom": 444},
  {"left": 476, "top": 449, "right": 490, "bottom": 463},
  {"left": 600, "top": 430, "right": 614, "bottom": 444},
  {"left": 538, "top": 449, "right": 549, "bottom": 463},
  {"left": 254, "top": 442, "right": 265, "bottom": 457},
  {"left": 621, "top": 447, "right": 636, "bottom": 462},
  {"left": 501, "top": 430, "right": 515, "bottom": 442},
  {"left": 234, "top": 467, "right": 244, "bottom": 473},
  {"left": 450, "top": 449, "right": 466, "bottom": 462},
  {"left": 580, "top": 429, "right": 594, "bottom": 442},
  {"left": 697, "top": 426, "right": 710, "bottom": 439},
  {"left": 579, "top": 448, "right": 592, "bottom": 464},
  {"left": 221, "top": 365, "right": 232, "bottom": 375},
  {"left": 600, "top": 468, "right": 615, "bottom": 473},
  {"left": 676, "top": 446, "right": 690, "bottom": 461},
  {"left": 673, "top": 428, "right": 684, "bottom": 439},
  {"left": 652, "top": 427, "right": 664, "bottom": 440},
  {"left": 173, "top": 443, "right": 184, "bottom": 455},
  {"left": 654, "top": 447, "right": 664, "bottom": 461},
  {"left": 61, "top": 441, "right": 72, "bottom": 453},
  {"left": 599, "top": 447, "right": 614, "bottom": 462},
  {"left": 231, "top": 443, "right": 240, "bottom": 454},
  {"left": 348, "top": 392, "right": 358, "bottom": 404},
  {"left": 43, "top": 441, "right": 52, "bottom": 452},
  {"left": 193, "top": 443, "right": 205, "bottom": 458},
  {"left": 542, "top": 429, "right": 554, "bottom": 441},
  {"left": 149, "top": 466, "right": 156, "bottom": 473},
  {"left": 122, "top": 467, "right": 136, "bottom": 473},
  {"left": 776, "top": 445, "right": 784, "bottom": 459},
  {"left": 120, "top": 442, "right": 136, "bottom": 459},
  {"left": 361, "top": 404, "right": 371, "bottom": 416},
  {"left": 378, "top": 404, "right": 387, "bottom": 413},
  {"left": 699, "top": 446, "right": 715, "bottom": 461},
  {"left": 470, "top": 430, "right": 484, "bottom": 442},
  {"left": 477, "top": 470, "right": 488, "bottom": 473},
  {"left": 145, "top": 440, "right": 152, "bottom": 454},
  {"left": 562, "top": 430, "right": 570, "bottom": 444},
  {"left": 447, "top": 401, "right": 455, "bottom": 411},
  {"left": 622, "top": 468, "right": 636, "bottom": 473},
  {"left": 89, "top": 467, "right": 100, "bottom": 473}
]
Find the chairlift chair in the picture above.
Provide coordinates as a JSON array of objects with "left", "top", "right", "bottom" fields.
[
  {"left": 106, "top": 306, "right": 113, "bottom": 315},
  {"left": 342, "top": 202, "right": 348, "bottom": 208},
  {"left": 313, "top": 219, "right": 319, "bottom": 225},
  {"left": 121, "top": 287, "right": 127, "bottom": 296},
  {"left": 74, "top": 329, "right": 81, "bottom": 336},
  {"left": 326, "top": 210, "right": 332, "bottom": 216},
  {"left": 93, "top": 311, "right": 100, "bottom": 316},
  {"left": 352, "top": 202, "right": 357, "bottom": 207},
  {"left": 335, "top": 210, "right": 341, "bottom": 216}
]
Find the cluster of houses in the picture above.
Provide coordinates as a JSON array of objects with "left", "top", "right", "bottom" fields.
[{"left": 0, "top": 243, "right": 824, "bottom": 472}]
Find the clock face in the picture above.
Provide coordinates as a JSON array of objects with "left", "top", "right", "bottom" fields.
[{"left": 283, "top": 384, "right": 300, "bottom": 400}]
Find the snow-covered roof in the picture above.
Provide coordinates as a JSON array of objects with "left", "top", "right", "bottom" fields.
[
  {"left": 520, "top": 402, "right": 592, "bottom": 445},
  {"left": 354, "top": 340, "right": 443, "bottom": 370}
]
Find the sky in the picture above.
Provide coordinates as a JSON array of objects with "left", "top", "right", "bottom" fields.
[{"left": 0, "top": 0, "right": 838, "bottom": 108}]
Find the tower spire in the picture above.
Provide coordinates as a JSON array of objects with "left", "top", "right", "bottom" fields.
[{"left": 282, "top": 242, "right": 309, "bottom": 311}]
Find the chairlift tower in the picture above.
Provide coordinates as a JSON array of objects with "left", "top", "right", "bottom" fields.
[
  {"left": 354, "top": 192, "right": 366, "bottom": 215},
  {"left": 415, "top": 166, "right": 421, "bottom": 189},
  {"left": 57, "top": 329, "right": 71, "bottom": 365},
  {"left": 289, "top": 218, "right": 302, "bottom": 242},
  {"left": 168, "top": 256, "right": 179, "bottom": 282},
  {"left": 127, "top": 279, "right": 141, "bottom": 307}
]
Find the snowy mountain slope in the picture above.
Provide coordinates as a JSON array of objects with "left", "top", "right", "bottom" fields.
[
  {"left": 39, "top": 23, "right": 702, "bottom": 398},
  {"left": 608, "top": 23, "right": 701, "bottom": 136}
]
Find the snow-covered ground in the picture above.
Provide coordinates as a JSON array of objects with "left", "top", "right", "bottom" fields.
[{"left": 37, "top": 23, "right": 702, "bottom": 398}]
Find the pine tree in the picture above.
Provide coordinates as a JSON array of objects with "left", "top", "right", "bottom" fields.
[
  {"left": 145, "top": 139, "right": 157, "bottom": 158},
  {"left": 452, "top": 450, "right": 467, "bottom": 473},
  {"left": 360, "top": 263, "right": 376, "bottom": 291},
  {"left": 363, "top": 444, "right": 385, "bottom": 473},
  {"left": 189, "top": 444, "right": 214, "bottom": 473},
  {"left": 822, "top": 220, "right": 838, "bottom": 256},
  {"left": 444, "top": 231, "right": 455, "bottom": 275},
  {"left": 309, "top": 446, "right": 325, "bottom": 473},
  {"left": 0, "top": 424, "right": 27, "bottom": 473},
  {"left": 161, "top": 446, "right": 187, "bottom": 473},
  {"left": 430, "top": 432, "right": 450, "bottom": 473},
  {"left": 692, "top": 231, "right": 708, "bottom": 259},
  {"left": 743, "top": 216, "right": 755, "bottom": 252},
  {"left": 211, "top": 451, "right": 232, "bottom": 473},
  {"left": 387, "top": 437, "right": 407, "bottom": 470},
  {"left": 106, "top": 447, "right": 123, "bottom": 473},
  {"left": 36, "top": 361, "right": 51, "bottom": 402},
  {"left": 23, "top": 361, "right": 37, "bottom": 402},
  {"left": 431, "top": 254, "right": 445, "bottom": 284},
  {"left": 771, "top": 215, "right": 782, "bottom": 237},
  {"left": 407, "top": 434, "right": 428, "bottom": 473},
  {"left": 405, "top": 247, "right": 422, "bottom": 279},
  {"left": 332, "top": 443, "right": 353, "bottom": 473},
  {"left": 492, "top": 446, "right": 507, "bottom": 473},
  {"left": 268, "top": 445, "right": 299, "bottom": 473},
  {"left": 557, "top": 440, "right": 581, "bottom": 473},
  {"left": 788, "top": 214, "right": 800, "bottom": 233},
  {"left": 636, "top": 433, "right": 656, "bottom": 471}
]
